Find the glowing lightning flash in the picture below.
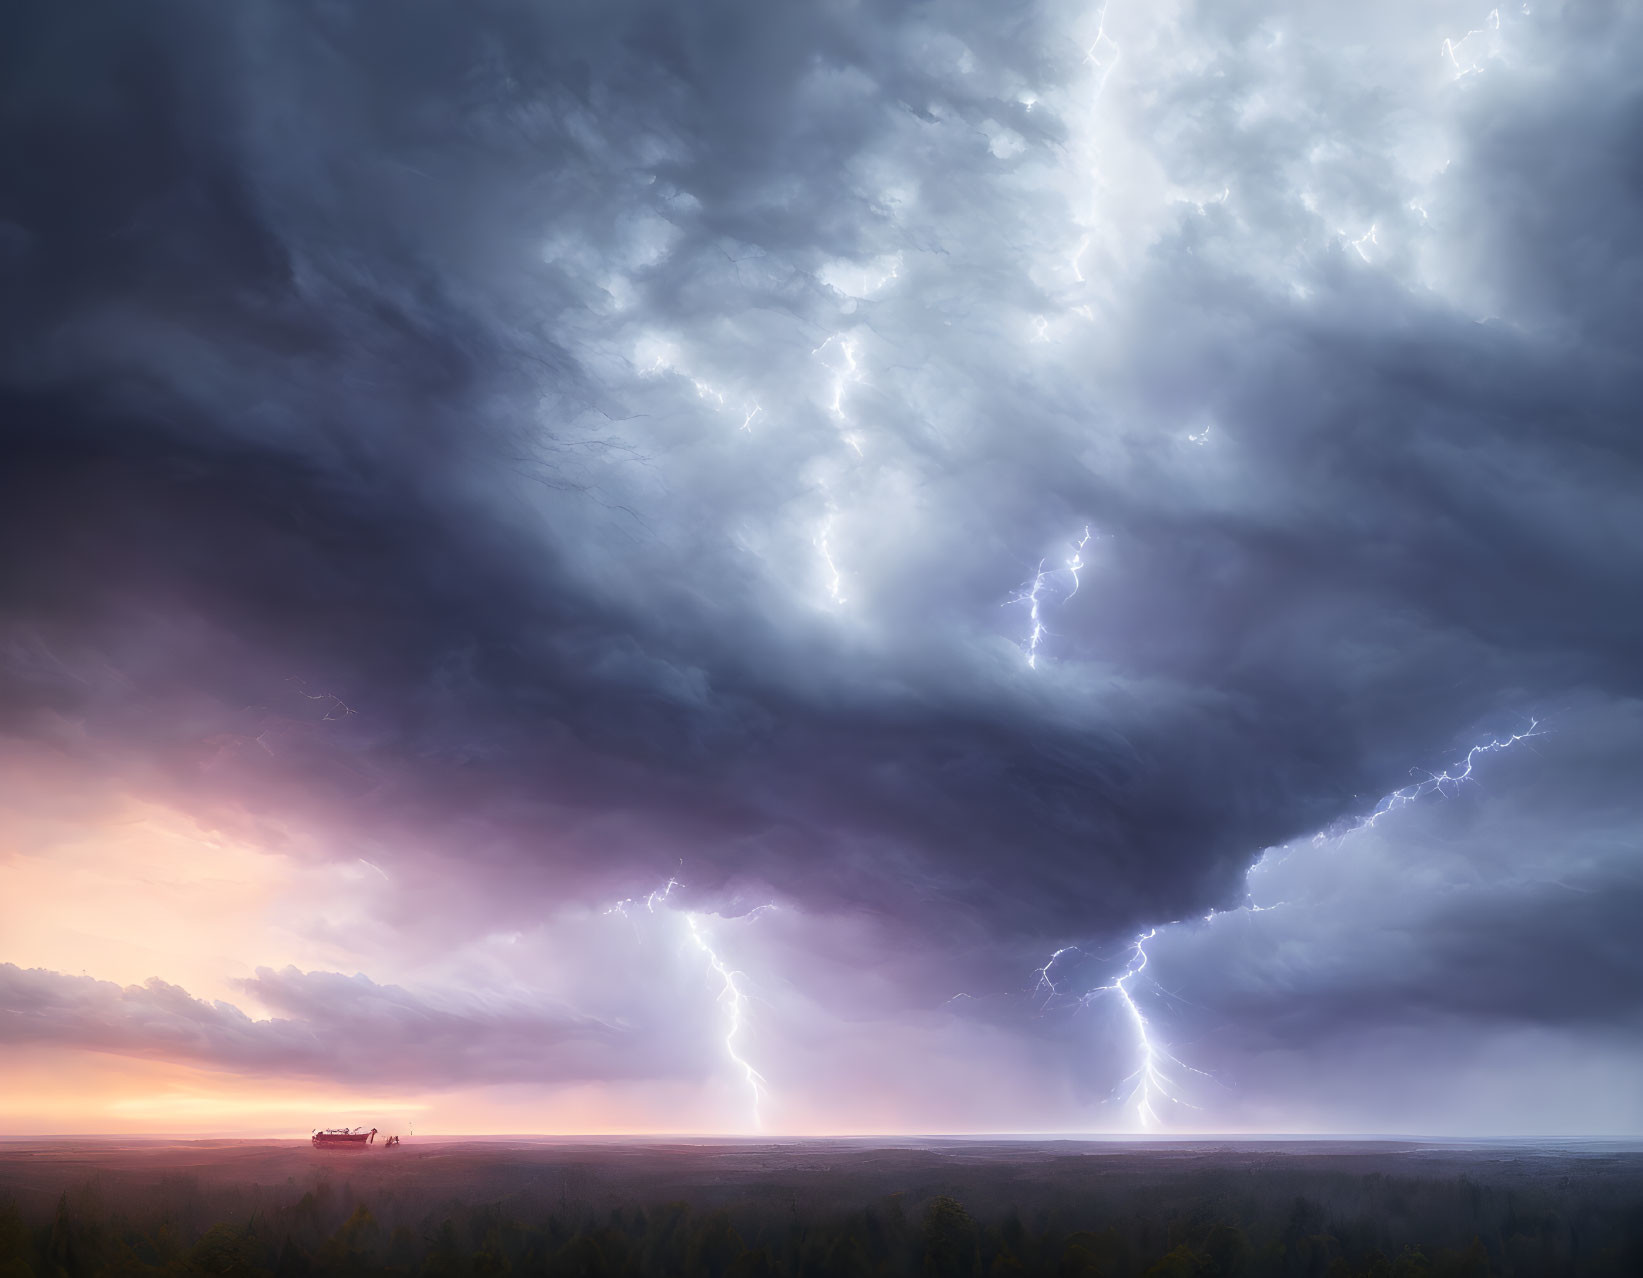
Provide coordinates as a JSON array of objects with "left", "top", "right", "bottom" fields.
[
  {"left": 1007, "top": 720, "right": 1543, "bottom": 1130},
  {"left": 1032, "top": 946, "right": 1079, "bottom": 1008},
  {"left": 1008, "top": 560, "right": 1051, "bottom": 668},
  {"left": 686, "top": 915, "right": 768, "bottom": 1128},
  {"left": 1325, "top": 718, "right": 1543, "bottom": 841},
  {"left": 816, "top": 513, "right": 847, "bottom": 605},
  {"left": 606, "top": 878, "right": 773, "bottom": 1130},
  {"left": 808, "top": 334, "right": 869, "bottom": 606},
  {"left": 1028, "top": 936, "right": 1206, "bottom": 1129},
  {"left": 1065, "top": 526, "right": 1092, "bottom": 598},
  {"left": 1006, "top": 528, "right": 1094, "bottom": 666},
  {"left": 1442, "top": 7, "right": 1502, "bottom": 78},
  {"left": 1084, "top": 5, "right": 1122, "bottom": 96},
  {"left": 605, "top": 877, "right": 681, "bottom": 919},
  {"left": 1083, "top": 930, "right": 1210, "bottom": 1128},
  {"left": 812, "top": 334, "right": 863, "bottom": 428}
]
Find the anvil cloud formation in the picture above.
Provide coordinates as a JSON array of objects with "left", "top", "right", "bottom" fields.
[{"left": 2, "top": 0, "right": 1641, "bottom": 1135}]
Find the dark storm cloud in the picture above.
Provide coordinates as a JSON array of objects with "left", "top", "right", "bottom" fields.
[
  {"left": 0, "top": 962, "right": 642, "bottom": 1087},
  {"left": 1, "top": 0, "right": 1640, "bottom": 1032}
]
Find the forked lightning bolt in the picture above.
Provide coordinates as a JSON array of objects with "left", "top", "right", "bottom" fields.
[
  {"left": 686, "top": 915, "right": 768, "bottom": 1129},
  {"left": 1084, "top": 4, "right": 1122, "bottom": 95},
  {"left": 1008, "top": 561, "right": 1052, "bottom": 668},
  {"left": 1006, "top": 527, "right": 1093, "bottom": 667},
  {"left": 1065, "top": 526, "right": 1092, "bottom": 598},
  {"left": 1013, "top": 719, "right": 1542, "bottom": 1129},
  {"left": 810, "top": 334, "right": 869, "bottom": 604},
  {"left": 607, "top": 878, "right": 772, "bottom": 1129},
  {"left": 1030, "top": 936, "right": 1204, "bottom": 1129},
  {"left": 1322, "top": 718, "right": 1542, "bottom": 842},
  {"left": 1085, "top": 930, "right": 1212, "bottom": 1128},
  {"left": 816, "top": 512, "right": 847, "bottom": 605}
]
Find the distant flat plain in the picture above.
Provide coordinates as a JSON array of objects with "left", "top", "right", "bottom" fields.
[{"left": 3, "top": 1136, "right": 1639, "bottom": 1207}]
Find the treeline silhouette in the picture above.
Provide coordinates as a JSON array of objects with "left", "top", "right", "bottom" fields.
[{"left": 2, "top": 1160, "right": 1640, "bottom": 1276}]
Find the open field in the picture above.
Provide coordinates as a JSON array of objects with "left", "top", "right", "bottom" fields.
[{"left": 1, "top": 1137, "right": 1640, "bottom": 1274}]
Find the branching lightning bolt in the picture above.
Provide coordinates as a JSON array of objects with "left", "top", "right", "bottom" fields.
[
  {"left": 1032, "top": 946, "right": 1079, "bottom": 1008},
  {"left": 812, "top": 333, "right": 864, "bottom": 433},
  {"left": 1322, "top": 718, "right": 1543, "bottom": 842},
  {"left": 685, "top": 914, "right": 768, "bottom": 1128},
  {"left": 1065, "top": 526, "right": 1092, "bottom": 599},
  {"left": 1083, "top": 5, "right": 1122, "bottom": 96},
  {"left": 1003, "top": 719, "right": 1543, "bottom": 1130},
  {"left": 606, "top": 877, "right": 772, "bottom": 1129},
  {"left": 1006, "top": 527, "right": 1094, "bottom": 667},
  {"left": 1442, "top": 7, "right": 1502, "bottom": 78},
  {"left": 605, "top": 876, "right": 681, "bottom": 919},
  {"left": 816, "top": 512, "right": 847, "bottom": 605},
  {"left": 1083, "top": 930, "right": 1212, "bottom": 1128},
  {"left": 637, "top": 339, "right": 760, "bottom": 434},
  {"left": 1008, "top": 560, "right": 1052, "bottom": 668},
  {"left": 808, "top": 334, "right": 870, "bottom": 605}
]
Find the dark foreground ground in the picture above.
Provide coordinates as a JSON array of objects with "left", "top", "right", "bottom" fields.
[{"left": 0, "top": 1137, "right": 1639, "bottom": 1276}]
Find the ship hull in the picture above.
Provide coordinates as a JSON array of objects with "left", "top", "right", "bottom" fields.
[{"left": 311, "top": 1127, "right": 376, "bottom": 1148}]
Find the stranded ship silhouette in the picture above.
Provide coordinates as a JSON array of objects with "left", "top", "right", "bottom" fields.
[{"left": 311, "top": 1126, "right": 401, "bottom": 1149}]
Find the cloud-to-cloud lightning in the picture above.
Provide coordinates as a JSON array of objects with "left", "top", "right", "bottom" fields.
[{"left": 1323, "top": 719, "right": 1543, "bottom": 842}]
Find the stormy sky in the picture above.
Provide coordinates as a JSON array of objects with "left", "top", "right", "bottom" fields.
[{"left": 2, "top": 0, "right": 1641, "bottom": 1136}]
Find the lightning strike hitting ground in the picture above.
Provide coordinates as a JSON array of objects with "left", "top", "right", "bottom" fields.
[
  {"left": 685, "top": 914, "right": 769, "bottom": 1130},
  {"left": 606, "top": 878, "right": 772, "bottom": 1130},
  {"left": 1002, "top": 719, "right": 1544, "bottom": 1129},
  {"left": 1083, "top": 930, "right": 1211, "bottom": 1128}
]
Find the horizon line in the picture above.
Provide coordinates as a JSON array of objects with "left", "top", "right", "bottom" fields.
[{"left": 5, "top": 1130, "right": 1641, "bottom": 1144}]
